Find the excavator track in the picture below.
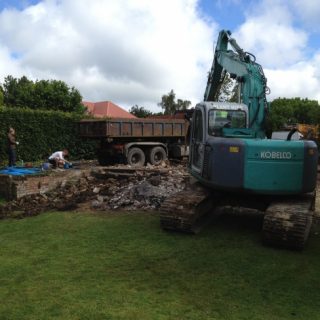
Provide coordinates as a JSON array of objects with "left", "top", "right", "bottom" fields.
[
  {"left": 262, "top": 193, "right": 315, "bottom": 250},
  {"left": 161, "top": 180, "right": 315, "bottom": 249},
  {"left": 160, "top": 183, "right": 215, "bottom": 233}
]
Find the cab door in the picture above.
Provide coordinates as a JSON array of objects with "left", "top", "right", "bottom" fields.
[{"left": 190, "top": 108, "right": 205, "bottom": 174}]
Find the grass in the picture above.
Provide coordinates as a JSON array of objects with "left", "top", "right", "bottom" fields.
[{"left": 0, "top": 211, "right": 320, "bottom": 320}]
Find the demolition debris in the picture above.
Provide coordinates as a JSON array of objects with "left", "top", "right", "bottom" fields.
[{"left": 0, "top": 163, "right": 190, "bottom": 219}]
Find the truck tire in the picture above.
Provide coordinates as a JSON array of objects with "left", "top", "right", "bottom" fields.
[
  {"left": 149, "top": 146, "right": 167, "bottom": 165},
  {"left": 127, "top": 147, "right": 145, "bottom": 167}
]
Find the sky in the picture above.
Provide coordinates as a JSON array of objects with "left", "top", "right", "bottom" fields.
[{"left": 0, "top": 0, "right": 319, "bottom": 112}]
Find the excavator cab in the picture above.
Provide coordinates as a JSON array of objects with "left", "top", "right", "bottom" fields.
[
  {"left": 190, "top": 101, "right": 251, "bottom": 177},
  {"left": 189, "top": 101, "right": 318, "bottom": 194}
]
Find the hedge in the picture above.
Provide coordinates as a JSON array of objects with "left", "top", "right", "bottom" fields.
[{"left": 0, "top": 107, "right": 98, "bottom": 165}]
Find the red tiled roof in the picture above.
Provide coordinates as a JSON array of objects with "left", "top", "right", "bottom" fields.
[
  {"left": 82, "top": 101, "right": 137, "bottom": 119},
  {"left": 83, "top": 101, "right": 95, "bottom": 113}
]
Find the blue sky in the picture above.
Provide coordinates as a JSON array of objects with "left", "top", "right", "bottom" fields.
[
  {"left": 199, "top": 0, "right": 245, "bottom": 31},
  {"left": 0, "top": 0, "right": 39, "bottom": 10},
  {"left": 200, "top": 0, "right": 319, "bottom": 58},
  {"left": 0, "top": 0, "right": 319, "bottom": 109}
]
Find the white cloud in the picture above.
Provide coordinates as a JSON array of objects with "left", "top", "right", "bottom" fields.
[
  {"left": 292, "top": 0, "right": 320, "bottom": 32},
  {"left": 0, "top": 0, "right": 217, "bottom": 111},
  {"left": 228, "top": 0, "right": 320, "bottom": 103},
  {"left": 233, "top": 0, "right": 308, "bottom": 68},
  {"left": 0, "top": 46, "right": 20, "bottom": 77},
  {"left": 265, "top": 52, "right": 320, "bottom": 102},
  {"left": 0, "top": 0, "right": 319, "bottom": 111}
]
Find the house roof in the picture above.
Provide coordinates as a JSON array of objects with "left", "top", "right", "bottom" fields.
[{"left": 82, "top": 100, "right": 137, "bottom": 119}]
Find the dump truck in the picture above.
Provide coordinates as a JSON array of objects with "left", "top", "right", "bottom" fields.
[{"left": 79, "top": 113, "right": 192, "bottom": 166}]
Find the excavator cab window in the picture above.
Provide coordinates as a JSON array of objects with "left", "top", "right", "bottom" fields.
[
  {"left": 191, "top": 109, "right": 204, "bottom": 171},
  {"left": 193, "top": 109, "right": 203, "bottom": 141},
  {"left": 208, "top": 109, "right": 246, "bottom": 136}
]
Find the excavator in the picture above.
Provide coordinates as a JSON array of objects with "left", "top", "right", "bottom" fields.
[{"left": 160, "top": 30, "right": 318, "bottom": 249}]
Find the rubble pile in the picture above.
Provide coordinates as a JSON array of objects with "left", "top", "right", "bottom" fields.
[
  {"left": 0, "top": 163, "right": 190, "bottom": 218},
  {"left": 91, "top": 170, "right": 187, "bottom": 210}
]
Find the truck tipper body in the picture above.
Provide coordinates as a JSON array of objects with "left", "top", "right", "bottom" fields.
[{"left": 79, "top": 116, "right": 190, "bottom": 166}]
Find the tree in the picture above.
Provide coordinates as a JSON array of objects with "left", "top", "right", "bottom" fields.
[
  {"left": 216, "top": 72, "right": 238, "bottom": 102},
  {"left": 206, "top": 71, "right": 239, "bottom": 102},
  {"left": 158, "top": 90, "right": 191, "bottom": 115},
  {"left": 3, "top": 75, "right": 20, "bottom": 107},
  {"left": 177, "top": 99, "right": 192, "bottom": 110},
  {"left": 2, "top": 75, "right": 84, "bottom": 113},
  {"left": 229, "top": 81, "right": 240, "bottom": 103},
  {"left": 0, "top": 85, "right": 4, "bottom": 106},
  {"left": 3, "top": 75, "right": 35, "bottom": 108},
  {"left": 129, "top": 105, "right": 152, "bottom": 118},
  {"left": 268, "top": 97, "right": 320, "bottom": 131}
]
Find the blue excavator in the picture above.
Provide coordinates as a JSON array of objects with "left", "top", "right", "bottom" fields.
[{"left": 160, "top": 30, "right": 318, "bottom": 249}]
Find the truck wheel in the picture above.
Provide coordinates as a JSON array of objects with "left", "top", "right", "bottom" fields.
[
  {"left": 149, "top": 146, "right": 167, "bottom": 165},
  {"left": 127, "top": 147, "right": 145, "bottom": 167}
]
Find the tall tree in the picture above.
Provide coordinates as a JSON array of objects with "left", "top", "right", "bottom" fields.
[
  {"left": 158, "top": 90, "right": 191, "bottom": 115},
  {"left": 129, "top": 105, "right": 152, "bottom": 118},
  {"left": 2, "top": 75, "right": 84, "bottom": 113}
]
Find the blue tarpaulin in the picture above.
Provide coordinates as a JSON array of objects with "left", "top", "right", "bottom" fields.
[{"left": 0, "top": 167, "right": 42, "bottom": 176}]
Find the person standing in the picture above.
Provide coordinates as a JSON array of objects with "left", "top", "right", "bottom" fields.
[{"left": 7, "top": 127, "right": 19, "bottom": 167}]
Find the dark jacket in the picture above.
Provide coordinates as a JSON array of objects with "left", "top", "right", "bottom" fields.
[{"left": 7, "top": 132, "right": 16, "bottom": 149}]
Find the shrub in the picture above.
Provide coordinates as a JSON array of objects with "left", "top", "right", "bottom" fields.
[{"left": 0, "top": 107, "right": 97, "bottom": 165}]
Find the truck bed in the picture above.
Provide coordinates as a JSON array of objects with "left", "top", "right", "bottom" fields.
[{"left": 79, "top": 118, "right": 188, "bottom": 138}]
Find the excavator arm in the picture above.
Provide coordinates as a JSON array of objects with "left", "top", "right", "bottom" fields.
[{"left": 204, "top": 30, "right": 269, "bottom": 138}]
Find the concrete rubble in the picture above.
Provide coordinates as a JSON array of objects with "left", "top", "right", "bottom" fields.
[{"left": 0, "top": 162, "right": 190, "bottom": 219}]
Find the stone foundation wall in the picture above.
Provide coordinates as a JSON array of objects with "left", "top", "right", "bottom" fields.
[
  {"left": 0, "top": 175, "right": 14, "bottom": 200},
  {"left": 0, "top": 169, "right": 90, "bottom": 201}
]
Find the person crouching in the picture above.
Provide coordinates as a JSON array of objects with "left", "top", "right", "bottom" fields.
[{"left": 48, "top": 149, "right": 70, "bottom": 168}]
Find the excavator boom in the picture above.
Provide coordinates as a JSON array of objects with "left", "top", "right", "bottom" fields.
[{"left": 204, "top": 30, "right": 268, "bottom": 138}]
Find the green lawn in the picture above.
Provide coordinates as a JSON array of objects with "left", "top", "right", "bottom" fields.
[{"left": 0, "top": 211, "right": 319, "bottom": 320}]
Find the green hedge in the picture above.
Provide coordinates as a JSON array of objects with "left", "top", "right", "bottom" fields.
[{"left": 0, "top": 107, "right": 98, "bottom": 165}]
